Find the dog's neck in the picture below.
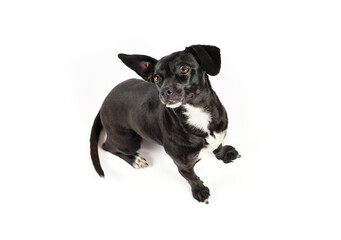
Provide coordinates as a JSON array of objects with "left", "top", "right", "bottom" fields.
[{"left": 182, "top": 104, "right": 212, "bottom": 133}]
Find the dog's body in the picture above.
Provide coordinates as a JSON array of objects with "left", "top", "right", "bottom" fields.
[{"left": 90, "top": 45, "right": 240, "bottom": 203}]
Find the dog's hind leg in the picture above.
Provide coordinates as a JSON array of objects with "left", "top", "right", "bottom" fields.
[{"left": 102, "top": 127, "right": 148, "bottom": 169}]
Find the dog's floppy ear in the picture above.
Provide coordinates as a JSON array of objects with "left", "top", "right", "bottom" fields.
[
  {"left": 118, "top": 54, "right": 157, "bottom": 81},
  {"left": 186, "top": 45, "right": 221, "bottom": 76}
]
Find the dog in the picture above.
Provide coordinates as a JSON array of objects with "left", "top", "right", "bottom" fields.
[{"left": 90, "top": 45, "right": 241, "bottom": 203}]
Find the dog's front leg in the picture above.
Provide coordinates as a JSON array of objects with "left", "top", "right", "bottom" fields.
[
  {"left": 213, "top": 144, "right": 241, "bottom": 164},
  {"left": 176, "top": 163, "right": 210, "bottom": 204}
]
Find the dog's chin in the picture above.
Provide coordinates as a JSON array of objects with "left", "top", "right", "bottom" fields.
[
  {"left": 160, "top": 99, "right": 183, "bottom": 109},
  {"left": 166, "top": 102, "right": 183, "bottom": 108}
]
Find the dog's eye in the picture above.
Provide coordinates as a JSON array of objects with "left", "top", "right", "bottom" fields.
[
  {"left": 180, "top": 66, "right": 190, "bottom": 74},
  {"left": 154, "top": 75, "right": 161, "bottom": 83}
]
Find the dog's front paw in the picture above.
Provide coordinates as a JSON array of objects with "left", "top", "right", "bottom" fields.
[
  {"left": 214, "top": 145, "right": 241, "bottom": 164},
  {"left": 192, "top": 186, "right": 210, "bottom": 204}
]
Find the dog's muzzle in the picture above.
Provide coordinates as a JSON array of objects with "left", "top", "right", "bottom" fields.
[{"left": 159, "top": 87, "right": 183, "bottom": 108}]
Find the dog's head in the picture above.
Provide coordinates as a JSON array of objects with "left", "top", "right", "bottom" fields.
[{"left": 118, "top": 45, "right": 221, "bottom": 108}]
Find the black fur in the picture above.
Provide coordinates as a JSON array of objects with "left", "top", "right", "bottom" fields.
[{"left": 90, "top": 45, "right": 240, "bottom": 203}]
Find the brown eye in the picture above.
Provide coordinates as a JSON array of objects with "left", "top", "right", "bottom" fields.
[
  {"left": 180, "top": 65, "right": 190, "bottom": 74},
  {"left": 154, "top": 75, "right": 161, "bottom": 83}
]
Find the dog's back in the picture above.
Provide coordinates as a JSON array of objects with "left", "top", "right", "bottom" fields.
[{"left": 100, "top": 78, "right": 163, "bottom": 142}]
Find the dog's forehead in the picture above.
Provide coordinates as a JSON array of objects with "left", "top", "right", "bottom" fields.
[{"left": 155, "top": 51, "right": 197, "bottom": 70}]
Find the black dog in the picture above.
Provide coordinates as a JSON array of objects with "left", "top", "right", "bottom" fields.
[{"left": 90, "top": 45, "right": 240, "bottom": 203}]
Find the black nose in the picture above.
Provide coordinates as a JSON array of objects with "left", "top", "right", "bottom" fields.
[{"left": 161, "top": 88, "right": 173, "bottom": 96}]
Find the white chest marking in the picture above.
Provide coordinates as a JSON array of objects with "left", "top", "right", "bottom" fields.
[
  {"left": 183, "top": 104, "right": 226, "bottom": 160},
  {"left": 183, "top": 104, "right": 212, "bottom": 132}
]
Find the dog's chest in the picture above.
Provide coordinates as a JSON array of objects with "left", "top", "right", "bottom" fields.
[{"left": 183, "top": 104, "right": 226, "bottom": 160}]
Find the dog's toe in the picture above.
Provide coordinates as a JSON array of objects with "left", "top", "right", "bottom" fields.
[{"left": 132, "top": 154, "right": 149, "bottom": 169}]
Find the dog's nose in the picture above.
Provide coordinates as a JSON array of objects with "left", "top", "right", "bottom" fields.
[{"left": 161, "top": 88, "right": 173, "bottom": 97}]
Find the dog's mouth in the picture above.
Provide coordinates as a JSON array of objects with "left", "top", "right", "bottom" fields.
[
  {"left": 160, "top": 98, "right": 183, "bottom": 108},
  {"left": 160, "top": 92, "right": 194, "bottom": 109},
  {"left": 166, "top": 101, "right": 183, "bottom": 108}
]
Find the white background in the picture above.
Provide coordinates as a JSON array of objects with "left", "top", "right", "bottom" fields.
[{"left": 1, "top": 0, "right": 340, "bottom": 239}]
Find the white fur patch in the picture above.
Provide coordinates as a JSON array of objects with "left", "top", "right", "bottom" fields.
[
  {"left": 183, "top": 104, "right": 226, "bottom": 160},
  {"left": 197, "top": 130, "right": 226, "bottom": 160},
  {"left": 183, "top": 104, "right": 211, "bottom": 132}
]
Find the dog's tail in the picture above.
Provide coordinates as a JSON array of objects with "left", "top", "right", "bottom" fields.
[{"left": 90, "top": 111, "right": 105, "bottom": 178}]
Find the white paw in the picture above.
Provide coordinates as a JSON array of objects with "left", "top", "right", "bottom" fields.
[{"left": 132, "top": 154, "right": 148, "bottom": 169}]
